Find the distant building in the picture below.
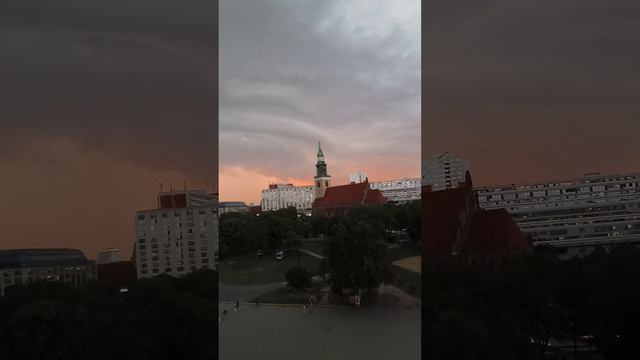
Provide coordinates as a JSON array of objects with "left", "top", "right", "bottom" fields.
[
  {"left": 422, "top": 172, "right": 531, "bottom": 263},
  {"left": 218, "top": 201, "right": 249, "bottom": 215},
  {"left": 97, "top": 248, "right": 121, "bottom": 265},
  {"left": 370, "top": 177, "right": 421, "bottom": 203},
  {"left": 422, "top": 151, "right": 470, "bottom": 190},
  {"left": 261, "top": 184, "right": 314, "bottom": 213},
  {"left": 134, "top": 190, "right": 218, "bottom": 279},
  {"left": 0, "top": 248, "right": 96, "bottom": 296},
  {"left": 349, "top": 171, "right": 368, "bottom": 184},
  {"left": 476, "top": 172, "right": 640, "bottom": 250},
  {"left": 312, "top": 179, "right": 387, "bottom": 217}
]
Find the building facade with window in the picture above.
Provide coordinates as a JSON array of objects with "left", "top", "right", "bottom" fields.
[
  {"left": 476, "top": 172, "right": 640, "bottom": 248},
  {"left": 370, "top": 177, "right": 421, "bottom": 203},
  {"left": 218, "top": 201, "right": 249, "bottom": 215},
  {"left": 261, "top": 184, "right": 314, "bottom": 213},
  {"left": 0, "top": 248, "right": 96, "bottom": 296},
  {"left": 422, "top": 151, "right": 470, "bottom": 190},
  {"left": 134, "top": 190, "right": 218, "bottom": 279}
]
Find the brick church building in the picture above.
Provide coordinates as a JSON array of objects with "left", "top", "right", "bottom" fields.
[
  {"left": 422, "top": 171, "right": 531, "bottom": 263},
  {"left": 311, "top": 143, "right": 386, "bottom": 217}
]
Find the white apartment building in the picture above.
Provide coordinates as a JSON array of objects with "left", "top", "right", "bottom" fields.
[
  {"left": 134, "top": 190, "right": 218, "bottom": 279},
  {"left": 422, "top": 151, "right": 470, "bottom": 190},
  {"left": 218, "top": 201, "right": 249, "bottom": 215},
  {"left": 97, "top": 248, "right": 121, "bottom": 265},
  {"left": 349, "top": 171, "right": 368, "bottom": 184},
  {"left": 261, "top": 183, "right": 315, "bottom": 213},
  {"left": 476, "top": 172, "right": 640, "bottom": 248},
  {"left": 370, "top": 177, "right": 421, "bottom": 203}
]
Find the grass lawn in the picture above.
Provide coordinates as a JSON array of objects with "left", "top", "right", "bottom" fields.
[
  {"left": 391, "top": 264, "right": 421, "bottom": 299},
  {"left": 220, "top": 251, "right": 322, "bottom": 285}
]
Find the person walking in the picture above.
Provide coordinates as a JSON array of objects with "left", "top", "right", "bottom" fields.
[{"left": 234, "top": 300, "right": 239, "bottom": 312}]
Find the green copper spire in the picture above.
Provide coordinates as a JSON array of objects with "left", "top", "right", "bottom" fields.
[
  {"left": 317, "top": 142, "right": 325, "bottom": 163},
  {"left": 315, "top": 141, "right": 329, "bottom": 178}
]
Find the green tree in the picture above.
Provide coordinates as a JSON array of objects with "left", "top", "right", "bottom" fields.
[
  {"left": 285, "top": 266, "right": 312, "bottom": 289},
  {"left": 321, "top": 218, "right": 393, "bottom": 296}
]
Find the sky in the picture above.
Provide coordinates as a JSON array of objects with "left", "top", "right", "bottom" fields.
[
  {"left": 219, "top": 0, "right": 422, "bottom": 204},
  {"left": 423, "top": 0, "right": 640, "bottom": 187},
  {"left": 0, "top": 0, "right": 217, "bottom": 259}
]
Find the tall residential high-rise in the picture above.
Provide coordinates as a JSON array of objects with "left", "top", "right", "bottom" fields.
[
  {"left": 422, "top": 151, "right": 470, "bottom": 190},
  {"left": 476, "top": 172, "right": 640, "bottom": 251},
  {"left": 314, "top": 142, "right": 331, "bottom": 198},
  {"left": 134, "top": 190, "right": 218, "bottom": 279}
]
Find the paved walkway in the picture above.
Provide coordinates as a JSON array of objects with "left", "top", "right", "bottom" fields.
[
  {"left": 298, "top": 248, "right": 325, "bottom": 259},
  {"left": 219, "top": 304, "right": 420, "bottom": 360},
  {"left": 392, "top": 256, "right": 421, "bottom": 273}
]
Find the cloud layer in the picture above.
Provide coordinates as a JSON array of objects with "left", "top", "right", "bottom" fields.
[
  {"left": 0, "top": 0, "right": 218, "bottom": 185},
  {"left": 219, "top": 0, "right": 421, "bottom": 201},
  {"left": 423, "top": 0, "right": 640, "bottom": 185}
]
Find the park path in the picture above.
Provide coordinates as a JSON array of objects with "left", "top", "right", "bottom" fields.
[
  {"left": 377, "top": 284, "right": 420, "bottom": 307},
  {"left": 298, "top": 248, "right": 325, "bottom": 259}
]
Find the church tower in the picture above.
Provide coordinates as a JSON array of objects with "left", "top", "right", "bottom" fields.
[{"left": 314, "top": 142, "right": 331, "bottom": 199}]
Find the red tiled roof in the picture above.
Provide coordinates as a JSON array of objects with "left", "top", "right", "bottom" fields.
[
  {"left": 464, "top": 209, "right": 531, "bottom": 255},
  {"left": 364, "top": 189, "right": 386, "bottom": 205},
  {"left": 313, "top": 182, "right": 368, "bottom": 208}
]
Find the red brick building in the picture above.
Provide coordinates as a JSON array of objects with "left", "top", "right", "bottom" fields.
[
  {"left": 422, "top": 172, "right": 531, "bottom": 263},
  {"left": 312, "top": 179, "right": 386, "bottom": 217}
]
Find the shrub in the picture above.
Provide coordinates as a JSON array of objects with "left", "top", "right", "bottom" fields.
[{"left": 285, "top": 266, "right": 312, "bottom": 289}]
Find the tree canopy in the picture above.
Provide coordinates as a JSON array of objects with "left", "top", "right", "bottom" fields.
[{"left": 0, "top": 270, "right": 218, "bottom": 360}]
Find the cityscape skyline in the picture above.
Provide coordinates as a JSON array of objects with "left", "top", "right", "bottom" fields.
[{"left": 219, "top": 0, "right": 421, "bottom": 204}]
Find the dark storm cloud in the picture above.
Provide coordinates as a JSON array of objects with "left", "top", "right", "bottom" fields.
[
  {"left": 423, "top": 0, "right": 640, "bottom": 184},
  {"left": 0, "top": 0, "right": 217, "bottom": 185},
  {"left": 220, "top": 0, "right": 420, "bottom": 179}
]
